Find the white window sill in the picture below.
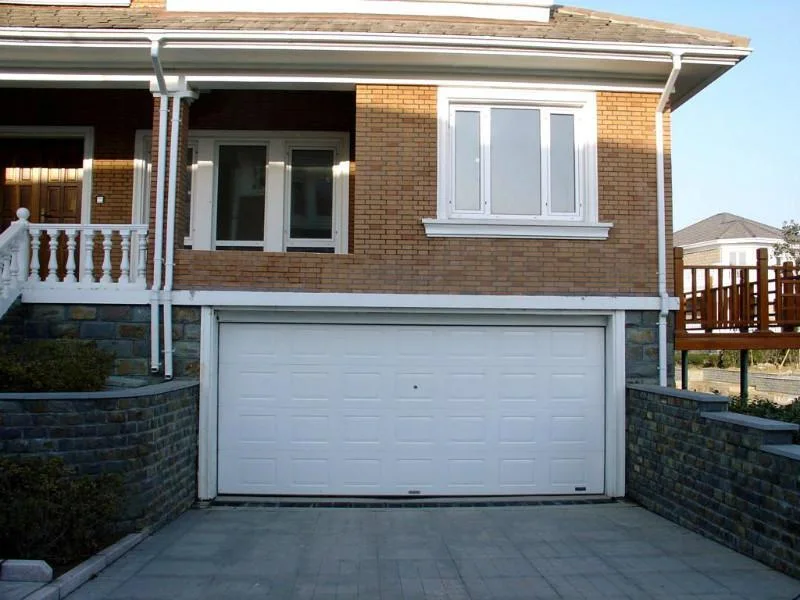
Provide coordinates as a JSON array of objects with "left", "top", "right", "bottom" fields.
[{"left": 422, "top": 219, "right": 613, "bottom": 240}]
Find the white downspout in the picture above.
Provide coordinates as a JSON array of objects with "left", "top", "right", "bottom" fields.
[
  {"left": 163, "top": 85, "right": 198, "bottom": 380},
  {"left": 656, "top": 53, "right": 682, "bottom": 386},
  {"left": 149, "top": 39, "right": 169, "bottom": 374}
]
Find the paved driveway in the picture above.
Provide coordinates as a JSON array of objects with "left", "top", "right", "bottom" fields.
[{"left": 67, "top": 503, "right": 799, "bottom": 600}]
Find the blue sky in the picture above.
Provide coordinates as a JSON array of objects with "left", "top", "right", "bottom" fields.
[{"left": 574, "top": 0, "right": 799, "bottom": 232}]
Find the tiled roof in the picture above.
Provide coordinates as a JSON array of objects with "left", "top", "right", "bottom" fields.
[
  {"left": 675, "top": 213, "right": 783, "bottom": 247},
  {"left": 0, "top": 4, "right": 749, "bottom": 47}
]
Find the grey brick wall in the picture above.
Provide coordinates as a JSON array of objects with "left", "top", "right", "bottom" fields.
[
  {"left": 626, "top": 384, "right": 800, "bottom": 578},
  {"left": 0, "top": 380, "right": 199, "bottom": 531},
  {"left": 11, "top": 304, "right": 200, "bottom": 378},
  {"left": 625, "top": 310, "right": 674, "bottom": 384}
]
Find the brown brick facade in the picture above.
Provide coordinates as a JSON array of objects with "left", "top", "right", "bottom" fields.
[
  {"left": 1, "top": 85, "right": 674, "bottom": 298},
  {"left": 172, "top": 85, "right": 673, "bottom": 296},
  {"left": 683, "top": 247, "right": 721, "bottom": 266}
]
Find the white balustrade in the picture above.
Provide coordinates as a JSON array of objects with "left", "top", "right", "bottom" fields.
[
  {"left": 0, "top": 208, "right": 150, "bottom": 320},
  {"left": 25, "top": 222, "right": 149, "bottom": 289},
  {"left": 0, "top": 208, "right": 31, "bottom": 318}
]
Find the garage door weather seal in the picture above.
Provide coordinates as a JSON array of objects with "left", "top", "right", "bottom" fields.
[{"left": 209, "top": 496, "right": 616, "bottom": 509}]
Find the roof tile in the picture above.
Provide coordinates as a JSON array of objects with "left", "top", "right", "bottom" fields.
[{"left": 0, "top": 4, "right": 749, "bottom": 47}]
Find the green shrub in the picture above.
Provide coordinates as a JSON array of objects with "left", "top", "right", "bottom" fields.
[
  {"left": 0, "top": 337, "right": 113, "bottom": 392},
  {"left": 729, "top": 396, "right": 800, "bottom": 443},
  {"left": 0, "top": 457, "right": 122, "bottom": 566}
]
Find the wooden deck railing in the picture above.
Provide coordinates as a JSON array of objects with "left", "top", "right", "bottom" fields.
[{"left": 674, "top": 247, "right": 800, "bottom": 350}]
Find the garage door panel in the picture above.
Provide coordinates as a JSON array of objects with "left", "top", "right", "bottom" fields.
[{"left": 218, "top": 322, "right": 605, "bottom": 496}]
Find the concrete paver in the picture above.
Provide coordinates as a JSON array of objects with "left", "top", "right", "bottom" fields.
[{"left": 65, "top": 503, "right": 800, "bottom": 600}]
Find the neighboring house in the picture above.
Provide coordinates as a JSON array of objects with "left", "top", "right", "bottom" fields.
[
  {"left": 675, "top": 212, "right": 784, "bottom": 267},
  {"left": 0, "top": 0, "right": 750, "bottom": 501}
]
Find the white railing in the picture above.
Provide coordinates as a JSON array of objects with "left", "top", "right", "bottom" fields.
[
  {"left": 0, "top": 213, "right": 29, "bottom": 318},
  {"left": 0, "top": 208, "right": 149, "bottom": 319}
]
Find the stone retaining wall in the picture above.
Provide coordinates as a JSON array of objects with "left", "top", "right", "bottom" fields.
[
  {"left": 9, "top": 304, "right": 201, "bottom": 378},
  {"left": 626, "top": 385, "right": 800, "bottom": 578},
  {"left": 0, "top": 380, "right": 199, "bottom": 531}
]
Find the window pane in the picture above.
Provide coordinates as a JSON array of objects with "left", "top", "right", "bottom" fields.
[
  {"left": 454, "top": 110, "right": 481, "bottom": 211},
  {"left": 181, "top": 146, "right": 194, "bottom": 240},
  {"left": 490, "top": 108, "right": 541, "bottom": 216},
  {"left": 215, "top": 145, "right": 266, "bottom": 242},
  {"left": 290, "top": 149, "right": 334, "bottom": 240},
  {"left": 551, "top": 113, "right": 576, "bottom": 214}
]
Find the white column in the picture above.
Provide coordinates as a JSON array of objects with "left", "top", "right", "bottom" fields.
[
  {"left": 119, "top": 229, "right": 132, "bottom": 285},
  {"left": 64, "top": 229, "right": 78, "bottom": 284},
  {"left": 136, "top": 230, "right": 148, "bottom": 287},
  {"left": 82, "top": 230, "right": 95, "bottom": 283},
  {"left": 45, "top": 229, "right": 59, "bottom": 283},
  {"left": 28, "top": 229, "right": 41, "bottom": 283},
  {"left": 100, "top": 228, "right": 113, "bottom": 284}
]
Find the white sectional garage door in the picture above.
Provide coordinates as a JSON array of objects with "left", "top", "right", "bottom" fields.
[{"left": 217, "top": 321, "right": 605, "bottom": 496}]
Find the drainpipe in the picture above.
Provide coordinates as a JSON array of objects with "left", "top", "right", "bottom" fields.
[
  {"left": 149, "top": 39, "right": 169, "bottom": 374},
  {"left": 656, "top": 53, "right": 682, "bottom": 386},
  {"left": 163, "top": 83, "right": 197, "bottom": 380}
]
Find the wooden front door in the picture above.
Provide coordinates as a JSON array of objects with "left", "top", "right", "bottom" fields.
[
  {"left": 0, "top": 138, "right": 83, "bottom": 278},
  {"left": 0, "top": 138, "right": 83, "bottom": 229}
]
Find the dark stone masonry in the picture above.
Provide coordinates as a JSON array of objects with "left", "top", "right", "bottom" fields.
[
  {"left": 627, "top": 384, "right": 800, "bottom": 578},
  {"left": 11, "top": 303, "right": 201, "bottom": 378},
  {"left": 0, "top": 380, "right": 199, "bottom": 531},
  {"left": 625, "top": 310, "right": 674, "bottom": 384}
]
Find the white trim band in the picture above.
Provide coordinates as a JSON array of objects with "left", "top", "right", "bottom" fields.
[
  {"left": 422, "top": 219, "right": 613, "bottom": 239},
  {"left": 169, "top": 290, "right": 679, "bottom": 311}
]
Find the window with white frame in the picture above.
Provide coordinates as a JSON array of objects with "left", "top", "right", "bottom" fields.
[
  {"left": 424, "top": 88, "right": 611, "bottom": 239},
  {"left": 134, "top": 131, "right": 349, "bottom": 254}
]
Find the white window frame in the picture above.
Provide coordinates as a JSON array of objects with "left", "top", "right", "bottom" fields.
[
  {"left": 425, "top": 87, "right": 612, "bottom": 240},
  {"left": 183, "top": 140, "right": 199, "bottom": 247},
  {"left": 212, "top": 140, "right": 271, "bottom": 250},
  {"left": 133, "top": 130, "right": 349, "bottom": 254},
  {"left": 283, "top": 142, "right": 346, "bottom": 253}
]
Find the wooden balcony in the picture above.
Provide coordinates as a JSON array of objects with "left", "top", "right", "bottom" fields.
[{"left": 674, "top": 247, "right": 800, "bottom": 350}]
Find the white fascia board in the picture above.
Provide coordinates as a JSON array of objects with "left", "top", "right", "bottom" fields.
[
  {"left": 169, "top": 290, "right": 680, "bottom": 312},
  {"left": 681, "top": 237, "right": 781, "bottom": 252},
  {"left": 0, "top": 28, "right": 752, "bottom": 59}
]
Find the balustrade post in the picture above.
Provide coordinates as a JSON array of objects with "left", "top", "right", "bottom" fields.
[
  {"left": 100, "top": 229, "right": 113, "bottom": 284},
  {"left": 673, "top": 247, "right": 685, "bottom": 334},
  {"left": 0, "top": 254, "right": 10, "bottom": 297},
  {"left": 783, "top": 260, "right": 797, "bottom": 332},
  {"left": 45, "top": 229, "right": 59, "bottom": 283},
  {"left": 28, "top": 229, "right": 41, "bottom": 283},
  {"left": 14, "top": 208, "right": 30, "bottom": 283},
  {"left": 119, "top": 229, "right": 131, "bottom": 285},
  {"left": 703, "top": 269, "right": 714, "bottom": 332},
  {"left": 64, "top": 229, "right": 78, "bottom": 284},
  {"left": 756, "top": 248, "right": 769, "bottom": 331},
  {"left": 82, "top": 231, "right": 95, "bottom": 283},
  {"left": 136, "top": 230, "right": 147, "bottom": 287}
]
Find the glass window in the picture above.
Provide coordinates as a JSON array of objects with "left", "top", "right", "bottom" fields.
[
  {"left": 550, "top": 113, "right": 576, "bottom": 214},
  {"left": 453, "top": 110, "right": 481, "bottom": 212},
  {"left": 215, "top": 145, "right": 267, "bottom": 244},
  {"left": 289, "top": 149, "right": 334, "bottom": 240},
  {"left": 490, "top": 108, "right": 541, "bottom": 216}
]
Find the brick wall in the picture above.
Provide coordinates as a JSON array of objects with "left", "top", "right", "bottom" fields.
[
  {"left": 683, "top": 247, "right": 721, "bottom": 265},
  {"left": 0, "top": 380, "right": 199, "bottom": 531},
  {"left": 627, "top": 385, "right": 800, "bottom": 578},
  {"left": 174, "top": 86, "right": 672, "bottom": 296},
  {"left": 19, "top": 304, "right": 200, "bottom": 377},
  {"left": 0, "top": 89, "right": 153, "bottom": 225}
]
